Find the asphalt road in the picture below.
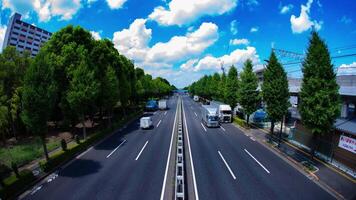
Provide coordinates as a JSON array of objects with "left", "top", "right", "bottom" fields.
[
  {"left": 182, "top": 95, "right": 335, "bottom": 200},
  {"left": 22, "top": 95, "right": 336, "bottom": 200},
  {"left": 23, "top": 96, "right": 178, "bottom": 200}
]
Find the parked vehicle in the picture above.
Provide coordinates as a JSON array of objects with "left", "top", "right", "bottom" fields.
[
  {"left": 201, "top": 105, "right": 219, "bottom": 127},
  {"left": 158, "top": 99, "right": 168, "bottom": 110},
  {"left": 210, "top": 101, "right": 232, "bottom": 123},
  {"left": 140, "top": 117, "right": 153, "bottom": 129},
  {"left": 145, "top": 100, "right": 158, "bottom": 111},
  {"left": 193, "top": 95, "right": 199, "bottom": 102}
]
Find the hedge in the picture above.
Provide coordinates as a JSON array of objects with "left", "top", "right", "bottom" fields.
[
  {"left": 233, "top": 117, "right": 249, "bottom": 129},
  {"left": 0, "top": 170, "right": 35, "bottom": 199}
]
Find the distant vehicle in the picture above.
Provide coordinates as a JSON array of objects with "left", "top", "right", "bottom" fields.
[
  {"left": 158, "top": 99, "right": 168, "bottom": 110},
  {"left": 201, "top": 105, "right": 219, "bottom": 127},
  {"left": 140, "top": 117, "right": 153, "bottom": 129},
  {"left": 145, "top": 100, "right": 158, "bottom": 111},
  {"left": 210, "top": 101, "right": 232, "bottom": 123},
  {"left": 193, "top": 95, "right": 199, "bottom": 102}
]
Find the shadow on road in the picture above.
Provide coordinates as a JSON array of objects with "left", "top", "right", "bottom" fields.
[{"left": 60, "top": 159, "right": 102, "bottom": 178}]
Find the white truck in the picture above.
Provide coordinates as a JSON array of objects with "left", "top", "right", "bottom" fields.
[
  {"left": 193, "top": 95, "right": 199, "bottom": 102},
  {"left": 140, "top": 117, "right": 153, "bottom": 129},
  {"left": 158, "top": 99, "right": 167, "bottom": 110},
  {"left": 210, "top": 101, "right": 232, "bottom": 123},
  {"left": 201, "top": 105, "right": 219, "bottom": 127}
]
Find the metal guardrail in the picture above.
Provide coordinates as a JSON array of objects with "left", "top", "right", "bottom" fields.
[{"left": 175, "top": 100, "right": 185, "bottom": 200}]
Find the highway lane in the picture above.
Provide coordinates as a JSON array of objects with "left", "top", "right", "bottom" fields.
[
  {"left": 183, "top": 95, "right": 335, "bottom": 200},
  {"left": 23, "top": 97, "right": 178, "bottom": 200}
]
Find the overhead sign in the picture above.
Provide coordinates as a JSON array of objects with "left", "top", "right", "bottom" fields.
[{"left": 338, "top": 135, "right": 356, "bottom": 154}]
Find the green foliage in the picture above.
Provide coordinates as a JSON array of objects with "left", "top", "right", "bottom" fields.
[
  {"left": 233, "top": 117, "right": 248, "bottom": 129},
  {"left": 0, "top": 169, "right": 35, "bottom": 199},
  {"left": 262, "top": 51, "right": 290, "bottom": 132},
  {"left": 225, "top": 66, "right": 239, "bottom": 108},
  {"left": 299, "top": 31, "right": 340, "bottom": 136},
  {"left": 238, "top": 59, "right": 260, "bottom": 124}
]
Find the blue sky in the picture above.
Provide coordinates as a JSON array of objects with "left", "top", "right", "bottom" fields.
[{"left": 0, "top": 0, "right": 355, "bottom": 88}]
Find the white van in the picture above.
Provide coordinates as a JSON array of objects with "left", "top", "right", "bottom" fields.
[{"left": 140, "top": 117, "right": 153, "bottom": 129}]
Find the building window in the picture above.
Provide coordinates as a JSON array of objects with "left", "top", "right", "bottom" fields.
[
  {"left": 18, "top": 45, "right": 24, "bottom": 48},
  {"left": 13, "top": 26, "right": 20, "bottom": 30},
  {"left": 12, "top": 32, "right": 19, "bottom": 35}
]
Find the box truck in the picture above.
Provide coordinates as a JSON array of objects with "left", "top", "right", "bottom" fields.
[
  {"left": 145, "top": 100, "right": 158, "bottom": 111},
  {"left": 201, "top": 105, "right": 219, "bottom": 127},
  {"left": 210, "top": 101, "right": 232, "bottom": 123},
  {"left": 140, "top": 117, "right": 153, "bottom": 129},
  {"left": 158, "top": 99, "right": 167, "bottom": 110}
]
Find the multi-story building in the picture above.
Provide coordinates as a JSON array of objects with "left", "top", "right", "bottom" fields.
[{"left": 2, "top": 13, "right": 52, "bottom": 57}]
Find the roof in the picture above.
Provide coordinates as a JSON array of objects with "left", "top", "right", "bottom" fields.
[
  {"left": 334, "top": 118, "right": 356, "bottom": 136},
  {"left": 141, "top": 117, "right": 151, "bottom": 120}
]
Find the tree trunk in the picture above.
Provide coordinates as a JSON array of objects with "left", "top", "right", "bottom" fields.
[
  {"left": 310, "top": 133, "right": 319, "bottom": 160},
  {"left": 82, "top": 119, "right": 87, "bottom": 140},
  {"left": 246, "top": 114, "right": 250, "bottom": 126},
  {"left": 41, "top": 135, "right": 49, "bottom": 161},
  {"left": 270, "top": 120, "right": 275, "bottom": 142},
  {"left": 278, "top": 117, "right": 284, "bottom": 147}
]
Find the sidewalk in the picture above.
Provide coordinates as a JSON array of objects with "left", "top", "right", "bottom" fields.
[{"left": 237, "top": 124, "right": 356, "bottom": 200}]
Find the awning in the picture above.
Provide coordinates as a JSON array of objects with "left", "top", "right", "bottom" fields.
[{"left": 334, "top": 118, "right": 356, "bottom": 136}]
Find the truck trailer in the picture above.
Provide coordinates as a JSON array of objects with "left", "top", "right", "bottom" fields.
[
  {"left": 201, "top": 105, "right": 219, "bottom": 127},
  {"left": 210, "top": 101, "right": 232, "bottom": 123},
  {"left": 158, "top": 99, "right": 168, "bottom": 110}
]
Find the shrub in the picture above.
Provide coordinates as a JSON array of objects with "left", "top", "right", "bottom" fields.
[
  {"left": 11, "top": 162, "right": 19, "bottom": 178},
  {"left": 61, "top": 139, "right": 67, "bottom": 151},
  {"left": 74, "top": 134, "right": 80, "bottom": 144},
  {"left": 0, "top": 169, "right": 35, "bottom": 199},
  {"left": 233, "top": 117, "right": 249, "bottom": 129}
]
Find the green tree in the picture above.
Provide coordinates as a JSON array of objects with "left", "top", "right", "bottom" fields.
[
  {"left": 102, "top": 66, "right": 119, "bottom": 127},
  {"left": 225, "top": 66, "right": 239, "bottom": 109},
  {"left": 66, "top": 49, "right": 99, "bottom": 140},
  {"left": 238, "top": 59, "right": 260, "bottom": 125},
  {"left": 21, "top": 52, "right": 57, "bottom": 160},
  {"left": 262, "top": 51, "right": 290, "bottom": 145},
  {"left": 299, "top": 31, "right": 340, "bottom": 159},
  {"left": 219, "top": 73, "right": 227, "bottom": 102}
]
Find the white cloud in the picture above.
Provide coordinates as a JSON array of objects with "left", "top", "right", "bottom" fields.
[
  {"left": 2, "top": 0, "right": 82, "bottom": 22},
  {"left": 290, "top": 0, "right": 323, "bottom": 33},
  {"left": 87, "top": 0, "right": 97, "bottom": 4},
  {"left": 340, "top": 16, "right": 352, "bottom": 25},
  {"left": 0, "top": 25, "right": 7, "bottom": 52},
  {"left": 250, "top": 26, "right": 258, "bottom": 32},
  {"left": 113, "top": 20, "right": 219, "bottom": 67},
  {"left": 338, "top": 62, "right": 356, "bottom": 75},
  {"left": 106, "top": 0, "right": 127, "bottom": 9},
  {"left": 90, "top": 31, "right": 101, "bottom": 40},
  {"left": 230, "top": 38, "right": 249, "bottom": 46},
  {"left": 280, "top": 4, "right": 293, "bottom": 14},
  {"left": 180, "top": 46, "right": 260, "bottom": 72},
  {"left": 147, "top": 22, "right": 218, "bottom": 63},
  {"left": 230, "top": 20, "right": 238, "bottom": 35},
  {"left": 148, "top": 0, "right": 237, "bottom": 26}
]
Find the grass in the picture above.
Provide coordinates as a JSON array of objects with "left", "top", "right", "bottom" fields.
[
  {"left": 233, "top": 116, "right": 249, "bottom": 129},
  {"left": 0, "top": 137, "right": 60, "bottom": 168}
]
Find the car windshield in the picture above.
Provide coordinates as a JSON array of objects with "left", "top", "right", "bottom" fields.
[
  {"left": 222, "top": 110, "right": 231, "bottom": 114},
  {"left": 208, "top": 115, "right": 218, "bottom": 121}
]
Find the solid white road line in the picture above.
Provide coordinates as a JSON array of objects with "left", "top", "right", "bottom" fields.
[
  {"left": 164, "top": 111, "right": 167, "bottom": 115},
  {"left": 218, "top": 151, "right": 237, "bottom": 180},
  {"left": 135, "top": 140, "right": 149, "bottom": 161},
  {"left": 200, "top": 123, "right": 207, "bottom": 132},
  {"left": 183, "top": 99, "right": 200, "bottom": 200},
  {"left": 220, "top": 126, "right": 226, "bottom": 132},
  {"left": 156, "top": 120, "right": 162, "bottom": 127},
  {"left": 160, "top": 98, "right": 179, "bottom": 200},
  {"left": 250, "top": 136, "right": 256, "bottom": 141},
  {"left": 106, "top": 140, "right": 126, "bottom": 158},
  {"left": 244, "top": 149, "right": 270, "bottom": 174},
  {"left": 194, "top": 112, "right": 197, "bottom": 117}
]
